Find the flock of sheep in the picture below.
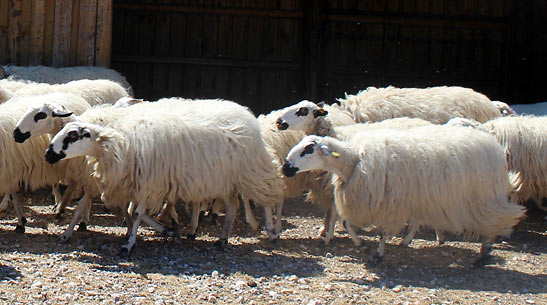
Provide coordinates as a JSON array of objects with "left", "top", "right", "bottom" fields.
[{"left": 0, "top": 65, "right": 544, "bottom": 268}]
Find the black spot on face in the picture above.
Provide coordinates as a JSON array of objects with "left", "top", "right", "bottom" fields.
[
  {"left": 295, "top": 107, "right": 309, "bottom": 117},
  {"left": 282, "top": 161, "right": 299, "bottom": 177},
  {"left": 62, "top": 130, "right": 80, "bottom": 150},
  {"left": 13, "top": 127, "right": 31, "bottom": 143},
  {"left": 300, "top": 143, "right": 315, "bottom": 157},
  {"left": 45, "top": 144, "right": 66, "bottom": 164},
  {"left": 313, "top": 108, "right": 328, "bottom": 118},
  {"left": 34, "top": 112, "right": 47, "bottom": 122}
]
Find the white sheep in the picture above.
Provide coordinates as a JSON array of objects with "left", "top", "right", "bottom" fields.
[
  {"left": 46, "top": 99, "right": 284, "bottom": 254},
  {"left": 0, "top": 93, "right": 90, "bottom": 232},
  {"left": 283, "top": 125, "right": 525, "bottom": 267},
  {"left": 335, "top": 86, "right": 502, "bottom": 124},
  {"left": 12, "top": 79, "right": 130, "bottom": 106},
  {"left": 276, "top": 101, "right": 443, "bottom": 245},
  {"left": 1, "top": 65, "right": 133, "bottom": 95},
  {"left": 258, "top": 104, "right": 367, "bottom": 246},
  {"left": 448, "top": 116, "right": 547, "bottom": 211}
]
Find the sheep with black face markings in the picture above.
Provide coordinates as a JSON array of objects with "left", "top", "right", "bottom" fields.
[
  {"left": 283, "top": 125, "right": 525, "bottom": 268},
  {"left": 46, "top": 99, "right": 284, "bottom": 254},
  {"left": 334, "top": 86, "right": 502, "bottom": 124}
]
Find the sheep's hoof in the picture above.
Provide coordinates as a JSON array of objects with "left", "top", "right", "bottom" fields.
[
  {"left": 437, "top": 240, "right": 445, "bottom": 246},
  {"left": 58, "top": 235, "right": 70, "bottom": 244},
  {"left": 118, "top": 245, "right": 134, "bottom": 257},
  {"left": 21, "top": 217, "right": 27, "bottom": 225},
  {"left": 210, "top": 213, "right": 219, "bottom": 226},
  {"left": 187, "top": 234, "right": 196, "bottom": 241},
  {"left": 472, "top": 255, "right": 492, "bottom": 269},
  {"left": 14, "top": 224, "right": 25, "bottom": 234},
  {"left": 77, "top": 222, "right": 87, "bottom": 232},
  {"left": 162, "top": 227, "right": 176, "bottom": 237},
  {"left": 368, "top": 254, "right": 383, "bottom": 267},
  {"left": 270, "top": 237, "right": 280, "bottom": 246},
  {"left": 214, "top": 238, "right": 228, "bottom": 250},
  {"left": 55, "top": 211, "right": 64, "bottom": 220}
]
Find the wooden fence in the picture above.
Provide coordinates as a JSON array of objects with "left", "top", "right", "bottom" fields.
[{"left": 0, "top": 0, "right": 112, "bottom": 67}]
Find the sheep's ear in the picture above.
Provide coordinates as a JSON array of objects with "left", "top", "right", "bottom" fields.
[
  {"left": 0, "top": 66, "right": 6, "bottom": 79},
  {"left": 52, "top": 109, "right": 73, "bottom": 118},
  {"left": 319, "top": 144, "right": 339, "bottom": 158},
  {"left": 313, "top": 108, "right": 328, "bottom": 118},
  {"left": 317, "top": 101, "right": 325, "bottom": 108}
]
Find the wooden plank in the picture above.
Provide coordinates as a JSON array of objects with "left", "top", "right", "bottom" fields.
[
  {"left": 29, "top": 0, "right": 46, "bottom": 65},
  {"left": 0, "top": 1, "right": 9, "bottom": 64},
  {"left": 8, "top": 0, "right": 23, "bottom": 64},
  {"left": 52, "top": 0, "right": 73, "bottom": 67},
  {"left": 69, "top": 0, "right": 80, "bottom": 65},
  {"left": 96, "top": 0, "right": 112, "bottom": 66},
  {"left": 77, "top": 0, "right": 97, "bottom": 65},
  {"left": 18, "top": 0, "right": 32, "bottom": 65},
  {"left": 43, "top": 0, "right": 55, "bottom": 66}
]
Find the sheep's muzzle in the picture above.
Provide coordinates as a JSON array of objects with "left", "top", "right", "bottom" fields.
[{"left": 282, "top": 161, "right": 298, "bottom": 177}]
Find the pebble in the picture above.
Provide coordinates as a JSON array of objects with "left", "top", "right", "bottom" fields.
[
  {"left": 325, "top": 252, "right": 333, "bottom": 258},
  {"left": 392, "top": 285, "right": 403, "bottom": 292}
]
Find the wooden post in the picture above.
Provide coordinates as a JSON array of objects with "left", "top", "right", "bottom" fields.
[
  {"left": 303, "top": 0, "right": 325, "bottom": 100},
  {"left": 96, "top": 0, "right": 112, "bottom": 67},
  {"left": 29, "top": 0, "right": 46, "bottom": 65},
  {"left": 77, "top": 0, "right": 97, "bottom": 65},
  {"left": 52, "top": 0, "right": 73, "bottom": 67},
  {"left": 0, "top": 0, "right": 9, "bottom": 64},
  {"left": 7, "top": 0, "right": 22, "bottom": 64}
]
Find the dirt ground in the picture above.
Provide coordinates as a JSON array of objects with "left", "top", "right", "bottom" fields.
[{"left": 0, "top": 189, "right": 545, "bottom": 304}]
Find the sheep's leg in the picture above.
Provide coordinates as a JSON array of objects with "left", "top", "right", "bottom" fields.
[
  {"left": 262, "top": 205, "right": 280, "bottom": 241},
  {"left": 122, "top": 202, "right": 134, "bottom": 238},
  {"left": 472, "top": 238, "right": 493, "bottom": 268},
  {"left": 54, "top": 184, "right": 78, "bottom": 219},
  {"left": 157, "top": 201, "right": 180, "bottom": 226},
  {"left": 217, "top": 197, "right": 237, "bottom": 249},
  {"left": 274, "top": 200, "right": 284, "bottom": 236},
  {"left": 187, "top": 201, "right": 201, "bottom": 240},
  {"left": 323, "top": 203, "right": 338, "bottom": 245},
  {"left": 402, "top": 223, "right": 417, "bottom": 247},
  {"left": 51, "top": 183, "right": 62, "bottom": 211},
  {"left": 210, "top": 199, "right": 223, "bottom": 225},
  {"left": 435, "top": 230, "right": 445, "bottom": 246},
  {"left": 534, "top": 196, "right": 547, "bottom": 211},
  {"left": 0, "top": 194, "right": 13, "bottom": 213},
  {"left": 12, "top": 194, "right": 26, "bottom": 233},
  {"left": 120, "top": 204, "right": 145, "bottom": 256},
  {"left": 319, "top": 204, "right": 333, "bottom": 238},
  {"left": 58, "top": 192, "right": 92, "bottom": 243},
  {"left": 242, "top": 197, "right": 259, "bottom": 232},
  {"left": 369, "top": 233, "right": 387, "bottom": 267},
  {"left": 344, "top": 220, "right": 362, "bottom": 247}
]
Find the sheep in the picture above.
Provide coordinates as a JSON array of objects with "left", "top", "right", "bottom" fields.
[
  {"left": 1, "top": 65, "right": 133, "bottom": 95},
  {"left": 12, "top": 79, "right": 130, "bottom": 106},
  {"left": 0, "top": 93, "right": 89, "bottom": 232},
  {"left": 45, "top": 99, "right": 285, "bottom": 254},
  {"left": 448, "top": 116, "right": 547, "bottom": 212},
  {"left": 334, "top": 86, "right": 501, "bottom": 124},
  {"left": 491, "top": 101, "right": 518, "bottom": 116},
  {"left": 282, "top": 125, "right": 525, "bottom": 268},
  {"left": 276, "top": 101, "right": 444, "bottom": 245},
  {"left": 258, "top": 104, "right": 367, "bottom": 246}
]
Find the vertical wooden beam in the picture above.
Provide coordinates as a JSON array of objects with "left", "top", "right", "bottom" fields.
[
  {"left": 303, "top": 0, "right": 325, "bottom": 100},
  {"left": 0, "top": 0, "right": 9, "bottom": 64},
  {"left": 18, "top": 0, "right": 31, "bottom": 65},
  {"left": 8, "top": 0, "right": 23, "bottom": 64},
  {"left": 52, "top": 0, "right": 73, "bottom": 67},
  {"left": 77, "top": 0, "right": 97, "bottom": 65},
  {"left": 43, "top": 0, "right": 55, "bottom": 66},
  {"left": 29, "top": 0, "right": 46, "bottom": 65},
  {"left": 96, "top": 0, "right": 112, "bottom": 67},
  {"left": 69, "top": 0, "right": 81, "bottom": 65}
]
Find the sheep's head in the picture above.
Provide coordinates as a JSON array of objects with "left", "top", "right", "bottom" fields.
[
  {"left": 14, "top": 103, "right": 73, "bottom": 143},
  {"left": 276, "top": 100, "right": 328, "bottom": 132},
  {"left": 283, "top": 135, "right": 339, "bottom": 177},
  {"left": 45, "top": 122, "right": 99, "bottom": 164},
  {"left": 491, "top": 101, "right": 518, "bottom": 116}
]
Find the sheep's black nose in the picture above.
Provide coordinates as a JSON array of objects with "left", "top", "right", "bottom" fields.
[
  {"left": 282, "top": 161, "right": 298, "bottom": 177},
  {"left": 276, "top": 118, "right": 289, "bottom": 130},
  {"left": 13, "top": 128, "right": 31, "bottom": 143},
  {"left": 45, "top": 145, "right": 66, "bottom": 164}
]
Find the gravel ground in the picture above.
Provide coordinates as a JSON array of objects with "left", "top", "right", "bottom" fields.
[{"left": 0, "top": 189, "right": 545, "bottom": 304}]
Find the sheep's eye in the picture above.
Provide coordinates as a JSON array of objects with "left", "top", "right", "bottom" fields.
[
  {"left": 67, "top": 130, "right": 79, "bottom": 139},
  {"left": 81, "top": 132, "right": 90, "bottom": 138},
  {"left": 300, "top": 143, "right": 315, "bottom": 157},
  {"left": 295, "top": 107, "right": 309, "bottom": 117},
  {"left": 34, "top": 112, "right": 47, "bottom": 122}
]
